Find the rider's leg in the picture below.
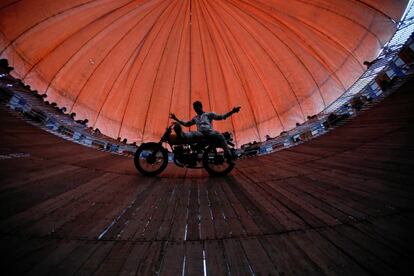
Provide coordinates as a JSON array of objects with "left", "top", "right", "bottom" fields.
[
  {"left": 202, "top": 130, "right": 233, "bottom": 162},
  {"left": 174, "top": 124, "right": 203, "bottom": 143},
  {"left": 184, "top": 131, "right": 203, "bottom": 142}
]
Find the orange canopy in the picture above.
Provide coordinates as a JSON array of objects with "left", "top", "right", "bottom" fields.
[{"left": 0, "top": 0, "right": 408, "bottom": 146}]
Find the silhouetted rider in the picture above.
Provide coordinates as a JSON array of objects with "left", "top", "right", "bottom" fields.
[{"left": 170, "top": 101, "right": 241, "bottom": 164}]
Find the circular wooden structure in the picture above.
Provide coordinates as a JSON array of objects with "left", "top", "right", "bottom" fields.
[{"left": 0, "top": 78, "right": 413, "bottom": 275}]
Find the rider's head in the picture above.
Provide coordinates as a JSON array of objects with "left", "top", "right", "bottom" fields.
[{"left": 193, "top": 101, "right": 203, "bottom": 115}]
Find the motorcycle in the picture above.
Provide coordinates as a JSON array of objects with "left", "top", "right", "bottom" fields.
[{"left": 134, "top": 124, "right": 237, "bottom": 176}]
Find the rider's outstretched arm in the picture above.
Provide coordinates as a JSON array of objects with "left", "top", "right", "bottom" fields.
[
  {"left": 177, "top": 119, "right": 195, "bottom": 127},
  {"left": 212, "top": 106, "right": 241, "bottom": 120},
  {"left": 170, "top": 113, "right": 195, "bottom": 127}
]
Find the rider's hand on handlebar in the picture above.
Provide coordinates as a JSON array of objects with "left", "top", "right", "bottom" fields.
[
  {"left": 169, "top": 113, "right": 177, "bottom": 120},
  {"left": 232, "top": 106, "right": 241, "bottom": 113}
]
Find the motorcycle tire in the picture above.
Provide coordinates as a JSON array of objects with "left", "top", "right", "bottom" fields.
[
  {"left": 134, "top": 142, "right": 168, "bottom": 176},
  {"left": 202, "top": 146, "right": 235, "bottom": 176}
]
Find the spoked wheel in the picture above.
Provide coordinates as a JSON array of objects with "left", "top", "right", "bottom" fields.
[
  {"left": 202, "top": 146, "right": 235, "bottom": 176},
  {"left": 134, "top": 142, "right": 168, "bottom": 176}
]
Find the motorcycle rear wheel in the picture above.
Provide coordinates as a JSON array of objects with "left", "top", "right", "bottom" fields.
[
  {"left": 202, "top": 146, "right": 235, "bottom": 176},
  {"left": 134, "top": 142, "right": 168, "bottom": 176}
]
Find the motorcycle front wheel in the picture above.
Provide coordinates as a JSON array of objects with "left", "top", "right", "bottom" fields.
[
  {"left": 134, "top": 142, "right": 168, "bottom": 176},
  {"left": 202, "top": 146, "right": 235, "bottom": 176}
]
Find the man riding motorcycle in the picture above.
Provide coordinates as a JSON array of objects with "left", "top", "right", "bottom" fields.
[{"left": 169, "top": 101, "right": 241, "bottom": 164}]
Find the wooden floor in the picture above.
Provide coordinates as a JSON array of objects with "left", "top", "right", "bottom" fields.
[{"left": 1, "top": 80, "right": 414, "bottom": 275}]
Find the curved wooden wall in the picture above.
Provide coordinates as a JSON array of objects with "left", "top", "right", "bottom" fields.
[{"left": 0, "top": 78, "right": 413, "bottom": 275}]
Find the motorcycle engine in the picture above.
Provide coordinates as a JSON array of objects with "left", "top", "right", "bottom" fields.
[{"left": 173, "top": 145, "right": 197, "bottom": 167}]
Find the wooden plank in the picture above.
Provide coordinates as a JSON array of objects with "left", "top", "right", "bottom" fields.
[
  {"left": 205, "top": 178, "right": 229, "bottom": 239},
  {"left": 94, "top": 241, "right": 134, "bottom": 276},
  {"left": 325, "top": 224, "right": 408, "bottom": 274},
  {"left": 26, "top": 240, "right": 80, "bottom": 276},
  {"left": 223, "top": 239, "right": 251, "bottom": 276},
  {"left": 0, "top": 161, "right": 77, "bottom": 191},
  {"left": 312, "top": 157, "right": 413, "bottom": 185},
  {"left": 215, "top": 177, "right": 245, "bottom": 238},
  {"left": 185, "top": 179, "right": 200, "bottom": 241},
  {"left": 0, "top": 173, "right": 120, "bottom": 234},
  {"left": 290, "top": 230, "right": 370, "bottom": 275},
  {"left": 300, "top": 173, "right": 396, "bottom": 217},
  {"left": 156, "top": 179, "right": 188, "bottom": 240},
  {"left": 22, "top": 177, "right": 124, "bottom": 237},
  {"left": 205, "top": 240, "right": 229, "bottom": 275},
  {"left": 101, "top": 179, "right": 160, "bottom": 240},
  {"left": 139, "top": 179, "right": 179, "bottom": 241},
  {"left": 50, "top": 241, "right": 100, "bottom": 276},
  {"left": 5, "top": 238, "right": 59, "bottom": 275},
  {"left": 198, "top": 179, "right": 215, "bottom": 240},
  {"left": 291, "top": 175, "right": 369, "bottom": 220},
  {"left": 118, "top": 242, "right": 150, "bottom": 276},
  {"left": 259, "top": 234, "right": 323, "bottom": 275},
  {"left": 72, "top": 241, "right": 115, "bottom": 276},
  {"left": 253, "top": 179, "right": 329, "bottom": 228},
  {"left": 246, "top": 178, "right": 309, "bottom": 230},
  {"left": 159, "top": 242, "right": 185, "bottom": 275},
  {"left": 241, "top": 237, "right": 279, "bottom": 275},
  {"left": 280, "top": 177, "right": 354, "bottom": 224},
  {"left": 365, "top": 216, "right": 414, "bottom": 255},
  {"left": 169, "top": 179, "right": 191, "bottom": 241},
  {"left": 135, "top": 241, "right": 163, "bottom": 275},
  {"left": 0, "top": 167, "right": 102, "bottom": 219},
  {"left": 112, "top": 182, "right": 162, "bottom": 240},
  {"left": 315, "top": 169, "right": 414, "bottom": 208},
  {"left": 31, "top": 176, "right": 128, "bottom": 238},
  {"left": 318, "top": 227, "right": 397, "bottom": 275},
  {"left": 1, "top": 237, "right": 57, "bottom": 274},
  {"left": 226, "top": 173, "right": 285, "bottom": 234},
  {"left": 221, "top": 177, "right": 262, "bottom": 237},
  {"left": 330, "top": 151, "right": 414, "bottom": 177},
  {"left": 185, "top": 241, "right": 204, "bottom": 275},
  {"left": 51, "top": 149, "right": 109, "bottom": 165},
  {"left": 59, "top": 176, "right": 151, "bottom": 239}
]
